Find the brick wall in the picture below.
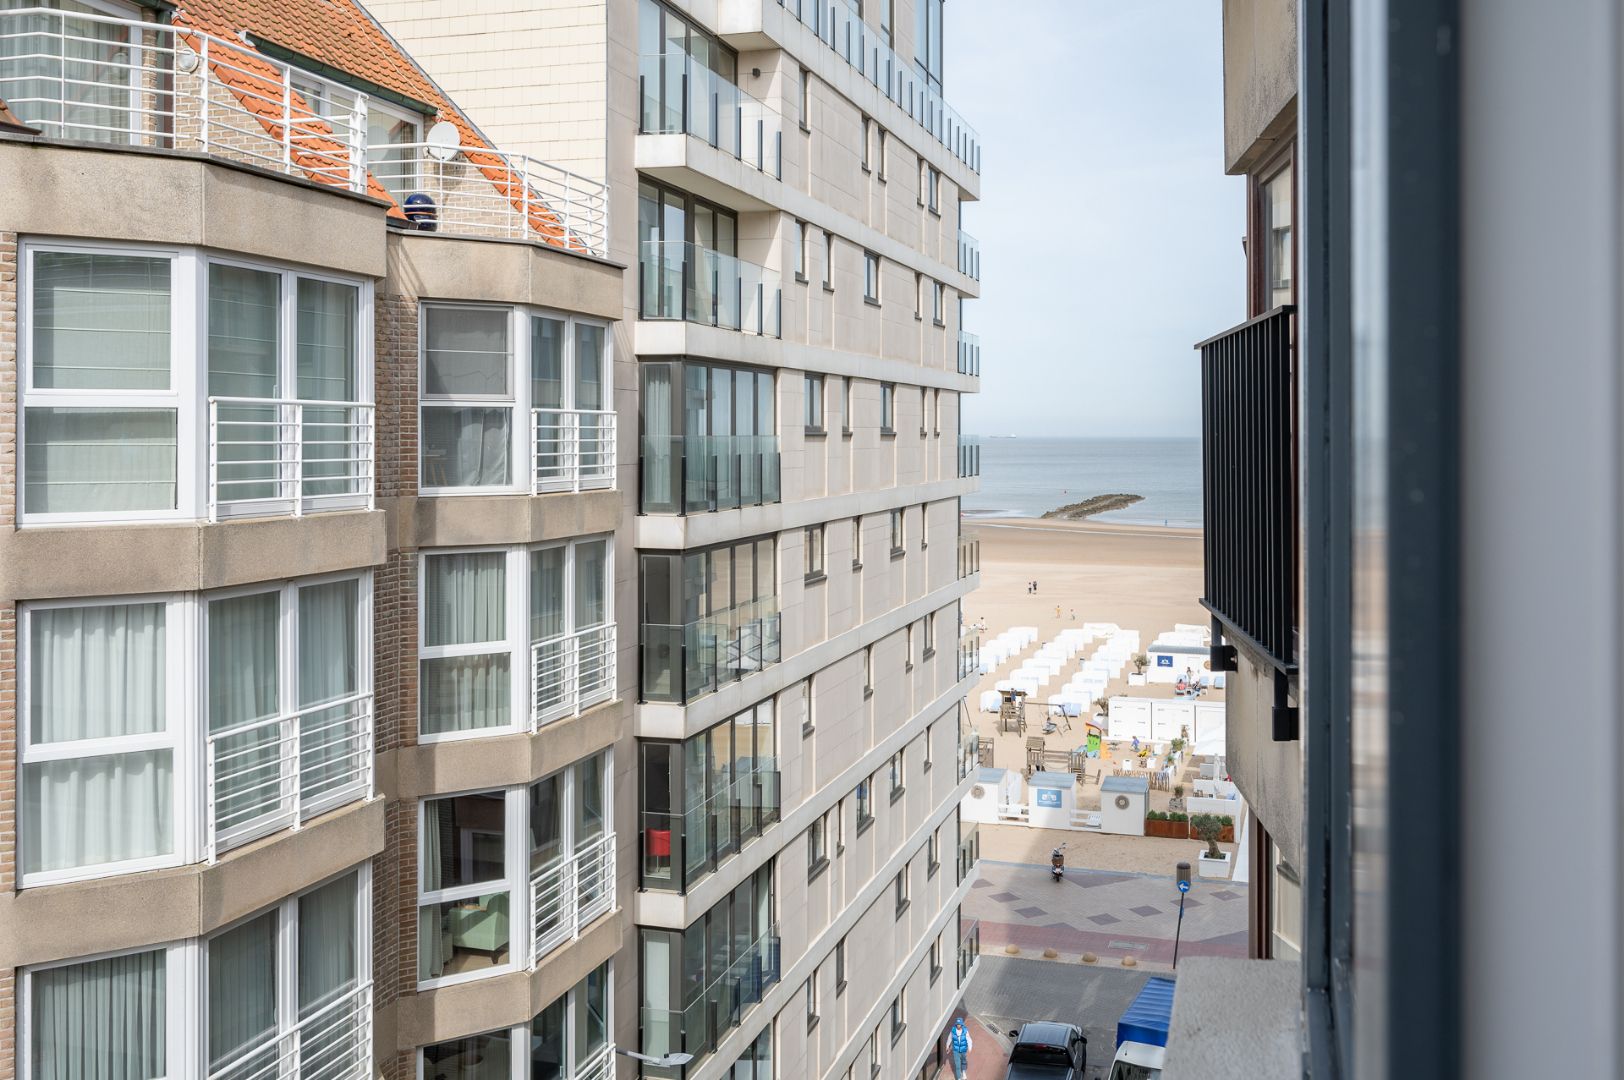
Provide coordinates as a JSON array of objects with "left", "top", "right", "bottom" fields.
[
  {"left": 1, "top": 232, "right": 17, "bottom": 530},
  {"left": 374, "top": 294, "right": 419, "bottom": 500}
]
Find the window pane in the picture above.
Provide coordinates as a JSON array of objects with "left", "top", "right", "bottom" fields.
[
  {"left": 425, "top": 553, "right": 507, "bottom": 646},
  {"left": 422, "top": 406, "right": 511, "bottom": 488},
  {"left": 32, "top": 252, "right": 170, "bottom": 390},
  {"left": 417, "top": 894, "right": 512, "bottom": 982},
  {"left": 209, "top": 910, "right": 278, "bottom": 1070},
  {"left": 31, "top": 602, "right": 166, "bottom": 744},
  {"left": 23, "top": 750, "right": 173, "bottom": 876},
  {"left": 576, "top": 324, "right": 605, "bottom": 410},
  {"left": 208, "top": 264, "right": 280, "bottom": 399},
  {"left": 531, "top": 316, "right": 565, "bottom": 409},
  {"left": 422, "top": 792, "right": 506, "bottom": 890},
  {"left": 207, "top": 592, "right": 279, "bottom": 734},
  {"left": 530, "top": 993, "right": 566, "bottom": 1080},
  {"left": 298, "top": 871, "right": 359, "bottom": 1014},
  {"left": 297, "top": 279, "right": 359, "bottom": 402},
  {"left": 420, "top": 655, "right": 511, "bottom": 736},
  {"left": 24, "top": 407, "right": 177, "bottom": 514},
  {"left": 422, "top": 1031, "right": 511, "bottom": 1080},
  {"left": 424, "top": 308, "right": 510, "bottom": 396},
  {"left": 574, "top": 539, "right": 608, "bottom": 628},
  {"left": 531, "top": 546, "right": 566, "bottom": 641},
  {"left": 576, "top": 753, "right": 606, "bottom": 842},
  {"left": 577, "top": 962, "right": 609, "bottom": 1059},
  {"left": 529, "top": 774, "right": 563, "bottom": 866},
  {"left": 31, "top": 949, "right": 167, "bottom": 1078},
  {"left": 298, "top": 579, "right": 364, "bottom": 805}
]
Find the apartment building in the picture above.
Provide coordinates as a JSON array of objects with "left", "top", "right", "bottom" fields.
[
  {"left": 1173, "top": 1, "right": 1624, "bottom": 1078},
  {"left": 362, "top": 0, "right": 986, "bottom": 1077},
  {"left": 0, "top": 0, "right": 631, "bottom": 1077}
]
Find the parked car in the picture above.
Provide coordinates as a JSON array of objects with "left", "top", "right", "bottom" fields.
[{"left": 1003, "top": 1021, "right": 1087, "bottom": 1079}]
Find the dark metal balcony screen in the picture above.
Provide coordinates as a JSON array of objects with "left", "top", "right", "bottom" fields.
[{"left": 1198, "top": 306, "right": 1297, "bottom": 670}]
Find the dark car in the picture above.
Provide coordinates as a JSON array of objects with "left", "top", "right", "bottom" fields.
[{"left": 1003, "top": 1021, "right": 1087, "bottom": 1080}]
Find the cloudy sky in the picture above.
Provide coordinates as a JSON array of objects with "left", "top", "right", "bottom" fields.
[{"left": 947, "top": 2, "right": 1245, "bottom": 438}]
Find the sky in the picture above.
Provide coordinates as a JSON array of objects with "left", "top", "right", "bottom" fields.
[{"left": 947, "top": 2, "right": 1245, "bottom": 438}]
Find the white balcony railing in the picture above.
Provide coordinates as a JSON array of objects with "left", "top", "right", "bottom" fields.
[
  {"left": 206, "top": 980, "right": 372, "bottom": 1080},
  {"left": 369, "top": 144, "right": 610, "bottom": 257},
  {"left": 575, "top": 1044, "right": 616, "bottom": 1080},
  {"left": 531, "top": 623, "right": 617, "bottom": 727},
  {"left": 204, "top": 691, "right": 375, "bottom": 860},
  {"left": 533, "top": 408, "right": 617, "bottom": 493},
  {"left": 0, "top": 7, "right": 368, "bottom": 190},
  {"left": 530, "top": 831, "right": 617, "bottom": 963},
  {"left": 207, "top": 397, "right": 375, "bottom": 522}
]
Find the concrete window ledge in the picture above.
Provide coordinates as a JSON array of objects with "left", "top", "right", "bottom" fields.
[{"left": 1161, "top": 958, "right": 1300, "bottom": 1080}]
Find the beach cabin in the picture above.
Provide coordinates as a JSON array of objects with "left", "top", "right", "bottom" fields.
[
  {"left": 1193, "top": 701, "right": 1227, "bottom": 754},
  {"left": 1100, "top": 775, "right": 1150, "bottom": 836},
  {"left": 1146, "top": 641, "right": 1212, "bottom": 685},
  {"left": 1107, "top": 697, "right": 1153, "bottom": 741},
  {"left": 963, "top": 768, "right": 1021, "bottom": 824},
  {"left": 1151, "top": 698, "right": 1196, "bottom": 742},
  {"left": 1026, "top": 770, "right": 1077, "bottom": 829}
]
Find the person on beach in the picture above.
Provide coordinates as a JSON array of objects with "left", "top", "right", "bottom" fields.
[{"left": 950, "top": 1016, "right": 973, "bottom": 1079}]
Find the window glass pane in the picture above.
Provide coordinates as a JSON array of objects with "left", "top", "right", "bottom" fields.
[
  {"left": 207, "top": 592, "right": 279, "bottom": 734},
  {"left": 23, "top": 751, "right": 173, "bottom": 878},
  {"left": 420, "top": 655, "right": 511, "bottom": 737},
  {"left": 576, "top": 753, "right": 606, "bottom": 841},
  {"left": 32, "top": 252, "right": 170, "bottom": 390},
  {"left": 208, "top": 910, "right": 278, "bottom": 1070},
  {"left": 31, "top": 949, "right": 167, "bottom": 1078},
  {"left": 24, "top": 407, "right": 177, "bottom": 514},
  {"left": 424, "top": 308, "right": 510, "bottom": 396},
  {"left": 531, "top": 316, "right": 565, "bottom": 409},
  {"left": 530, "top": 994, "right": 566, "bottom": 1080},
  {"left": 298, "top": 579, "right": 363, "bottom": 805},
  {"left": 298, "top": 871, "right": 359, "bottom": 1015},
  {"left": 530, "top": 546, "right": 566, "bottom": 641},
  {"left": 425, "top": 553, "right": 506, "bottom": 646},
  {"left": 529, "top": 773, "right": 563, "bottom": 866},
  {"left": 574, "top": 539, "right": 608, "bottom": 628},
  {"left": 576, "top": 323, "right": 605, "bottom": 410},
  {"left": 422, "top": 1032, "right": 511, "bottom": 1080},
  {"left": 578, "top": 962, "right": 609, "bottom": 1058},
  {"left": 297, "top": 279, "right": 359, "bottom": 402},
  {"left": 208, "top": 264, "right": 280, "bottom": 399},
  {"left": 421, "top": 406, "right": 511, "bottom": 488},
  {"left": 422, "top": 792, "right": 506, "bottom": 890}
]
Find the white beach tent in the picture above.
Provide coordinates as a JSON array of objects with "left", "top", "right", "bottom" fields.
[
  {"left": 979, "top": 690, "right": 1001, "bottom": 713},
  {"left": 962, "top": 768, "right": 1022, "bottom": 823}
]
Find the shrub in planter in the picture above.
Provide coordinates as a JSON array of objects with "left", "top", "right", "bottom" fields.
[{"left": 1192, "top": 814, "right": 1225, "bottom": 860}]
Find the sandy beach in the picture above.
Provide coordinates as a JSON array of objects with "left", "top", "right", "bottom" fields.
[{"left": 960, "top": 516, "right": 1236, "bottom": 869}]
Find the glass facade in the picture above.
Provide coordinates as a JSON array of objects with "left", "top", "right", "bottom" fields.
[
  {"left": 640, "top": 360, "right": 780, "bottom": 515},
  {"left": 640, "top": 537, "right": 780, "bottom": 703}
]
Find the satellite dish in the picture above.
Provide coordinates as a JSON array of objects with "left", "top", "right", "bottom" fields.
[{"left": 425, "top": 120, "right": 461, "bottom": 162}]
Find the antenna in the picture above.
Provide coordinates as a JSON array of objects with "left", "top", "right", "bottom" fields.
[{"left": 424, "top": 120, "right": 461, "bottom": 162}]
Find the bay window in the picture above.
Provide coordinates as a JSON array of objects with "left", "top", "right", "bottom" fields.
[
  {"left": 420, "top": 961, "right": 612, "bottom": 1080},
  {"left": 639, "top": 536, "right": 780, "bottom": 703},
  {"left": 417, "top": 753, "right": 615, "bottom": 990},
  {"left": 18, "top": 241, "right": 373, "bottom": 524},
  {"left": 21, "top": 867, "right": 371, "bottom": 1080},
  {"left": 640, "top": 359, "right": 780, "bottom": 515},
  {"left": 19, "top": 572, "right": 372, "bottom": 887},
  {"left": 419, "top": 537, "right": 615, "bottom": 742},
  {"left": 419, "top": 304, "right": 612, "bottom": 494}
]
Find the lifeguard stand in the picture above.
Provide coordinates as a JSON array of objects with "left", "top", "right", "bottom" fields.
[{"left": 998, "top": 688, "right": 1027, "bottom": 734}]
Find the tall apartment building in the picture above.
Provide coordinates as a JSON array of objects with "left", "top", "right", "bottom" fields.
[
  {"left": 0, "top": 0, "right": 982, "bottom": 1078},
  {"left": 361, "top": 0, "right": 987, "bottom": 1077},
  {"left": 1171, "top": 1, "right": 1624, "bottom": 1078}
]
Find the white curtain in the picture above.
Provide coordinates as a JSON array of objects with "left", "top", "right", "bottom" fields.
[
  {"left": 298, "top": 580, "right": 361, "bottom": 803},
  {"left": 530, "top": 316, "right": 564, "bottom": 409},
  {"left": 421, "top": 407, "right": 510, "bottom": 488},
  {"left": 206, "top": 592, "right": 280, "bottom": 836},
  {"left": 417, "top": 800, "right": 451, "bottom": 980},
  {"left": 33, "top": 252, "right": 170, "bottom": 390},
  {"left": 208, "top": 911, "right": 278, "bottom": 1075},
  {"left": 30, "top": 949, "right": 166, "bottom": 1080},
  {"left": 23, "top": 406, "right": 177, "bottom": 514},
  {"left": 24, "top": 603, "right": 170, "bottom": 876},
  {"left": 529, "top": 547, "right": 565, "bottom": 642},
  {"left": 298, "top": 871, "right": 358, "bottom": 1014},
  {"left": 297, "top": 279, "right": 360, "bottom": 499},
  {"left": 208, "top": 264, "right": 281, "bottom": 504},
  {"left": 573, "top": 540, "right": 607, "bottom": 629},
  {"left": 424, "top": 308, "right": 509, "bottom": 395},
  {"left": 640, "top": 364, "right": 674, "bottom": 511},
  {"left": 421, "top": 554, "right": 508, "bottom": 737}
]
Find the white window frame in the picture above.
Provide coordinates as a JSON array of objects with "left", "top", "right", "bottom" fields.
[
  {"left": 17, "top": 240, "right": 373, "bottom": 527},
  {"left": 19, "top": 572, "right": 373, "bottom": 889},
  {"left": 417, "top": 536, "right": 616, "bottom": 744},
  {"left": 805, "top": 525, "right": 825, "bottom": 579},
  {"left": 864, "top": 251, "right": 881, "bottom": 303},
  {"left": 881, "top": 383, "right": 896, "bottom": 432},
  {"left": 804, "top": 372, "right": 825, "bottom": 431},
  {"left": 416, "top": 786, "right": 529, "bottom": 991},
  {"left": 415, "top": 959, "right": 614, "bottom": 1079}
]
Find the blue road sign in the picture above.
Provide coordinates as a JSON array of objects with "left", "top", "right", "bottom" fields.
[{"left": 1177, "top": 879, "right": 1191, "bottom": 893}]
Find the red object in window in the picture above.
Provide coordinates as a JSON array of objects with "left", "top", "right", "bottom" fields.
[{"left": 647, "top": 829, "right": 671, "bottom": 857}]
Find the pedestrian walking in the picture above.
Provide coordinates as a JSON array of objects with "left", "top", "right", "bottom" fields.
[{"left": 949, "top": 1016, "right": 973, "bottom": 1080}]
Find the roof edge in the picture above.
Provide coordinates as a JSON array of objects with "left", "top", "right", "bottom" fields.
[{"left": 245, "top": 32, "right": 438, "bottom": 117}]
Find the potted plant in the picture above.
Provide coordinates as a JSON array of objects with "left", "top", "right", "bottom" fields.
[
  {"left": 1128, "top": 653, "right": 1149, "bottom": 686},
  {"left": 1192, "top": 813, "right": 1231, "bottom": 877},
  {"left": 1169, "top": 784, "right": 1185, "bottom": 813},
  {"left": 1093, "top": 697, "right": 1110, "bottom": 721},
  {"left": 1144, "top": 809, "right": 1180, "bottom": 838}
]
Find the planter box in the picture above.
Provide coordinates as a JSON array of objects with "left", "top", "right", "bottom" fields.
[
  {"left": 1197, "top": 852, "right": 1231, "bottom": 879},
  {"left": 1128, "top": 673, "right": 1147, "bottom": 686},
  {"left": 1144, "top": 818, "right": 1186, "bottom": 839}
]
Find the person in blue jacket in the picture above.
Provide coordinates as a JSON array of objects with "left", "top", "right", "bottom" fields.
[{"left": 950, "top": 1016, "right": 974, "bottom": 1079}]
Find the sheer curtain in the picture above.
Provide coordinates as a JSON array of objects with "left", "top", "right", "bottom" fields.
[
  {"left": 575, "top": 324, "right": 608, "bottom": 477},
  {"left": 208, "top": 911, "right": 278, "bottom": 1075},
  {"left": 298, "top": 872, "right": 358, "bottom": 1013},
  {"left": 298, "top": 579, "right": 361, "bottom": 806},
  {"left": 531, "top": 316, "right": 565, "bottom": 485},
  {"left": 26, "top": 252, "right": 175, "bottom": 514},
  {"left": 209, "top": 264, "right": 281, "bottom": 504},
  {"left": 417, "top": 801, "right": 451, "bottom": 980},
  {"left": 641, "top": 364, "right": 674, "bottom": 512},
  {"left": 422, "top": 307, "right": 511, "bottom": 489},
  {"left": 574, "top": 540, "right": 607, "bottom": 629},
  {"left": 24, "top": 602, "right": 171, "bottom": 876},
  {"left": 421, "top": 554, "right": 510, "bottom": 737},
  {"left": 206, "top": 592, "right": 280, "bottom": 837},
  {"left": 31, "top": 949, "right": 166, "bottom": 1080},
  {"left": 296, "top": 279, "right": 359, "bottom": 498}
]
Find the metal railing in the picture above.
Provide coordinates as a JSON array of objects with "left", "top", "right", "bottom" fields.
[
  {"left": 774, "top": 0, "right": 981, "bottom": 173},
  {"left": 369, "top": 143, "right": 609, "bottom": 257},
  {"left": 956, "top": 919, "right": 981, "bottom": 986},
  {"left": 0, "top": 7, "right": 367, "bottom": 190},
  {"left": 640, "top": 768, "right": 781, "bottom": 893},
  {"left": 957, "top": 330, "right": 981, "bottom": 376},
  {"left": 639, "top": 433, "right": 782, "bottom": 515},
  {"left": 204, "top": 691, "right": 374, "bottom": 860},
  {"left": 957, "top": 822, "right": 979, "bottom": 884},
  {"left": 207, "top": 397, "right": 374, "bottom": 522},
  {"left": 638, "top": 53, "right": 784, "bottom": 177},
  {"left": 639, "top": 239, "right": 783, "bottom": 337},
  {"left": 575, "top": 1044, "right": 615, "bottom": 1080},
  {"left": 532, "top": 408, "right": 616, "bottom": 493},
  {"left": 958, "top": 229, "right": 980, "bottom": 280},
  {"left": 531, "top": 623, "right": 617, "bottom": 726},
  {"left": 957, "top": 631, "right": 980, "bottom": 681},
  {"left": 206, "top": 979, "right": 372, "bottom": 1080},
  {"left": 641, "top": 597, "right": 782, "bottom": 704},
  {"left": 957, "top": 536, "right": 980, "bottom": 580},
  {"left": 957, "top": 435, "right": 981, "bottom": 478},
  {"left": 1196, "top": 306, "right": 1297, "bottom": 671},
  {"left": 531, "top": 831, "right": 617, "bottom": 963}
]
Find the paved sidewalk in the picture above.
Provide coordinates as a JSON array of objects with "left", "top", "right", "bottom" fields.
[{"left": 965, "top": 858, "right": 1248, "bottom": 972}]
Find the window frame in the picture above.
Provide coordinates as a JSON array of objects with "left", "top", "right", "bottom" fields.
[
  {"left": 804, "top": 372, "right": 825, "bottom": 433},
  {"left": 890, "top": 508, "right": 905, "bottom": 555},
  {"left": 863, "top": 251, "right": 881, "bottom": 305},
  {"left": 415, "top": 958, "right": 614, "bottom": 1079},
  {"left": 805, "top": 525, "right": 826, "bottom": 581},
  {"left": 894, "top": 863, "right": 910, "bottom": 916},
  {"left": 881, "top": 383, "right": 896, "bottom": 434},
  {"left": 841, "top": 376, "right": 854, "bottom": 436},
  {"left": 823, "top": 231, "right": 836, "bottom": 291}
]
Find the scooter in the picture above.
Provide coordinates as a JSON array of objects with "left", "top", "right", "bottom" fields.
[{"left": 1050, "top": 844, "right": 1066, "bottom": 882}]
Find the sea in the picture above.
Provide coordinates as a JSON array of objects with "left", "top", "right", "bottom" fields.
[{"left": 961, "top": 436, "right": 1203, "bottom": 528}]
